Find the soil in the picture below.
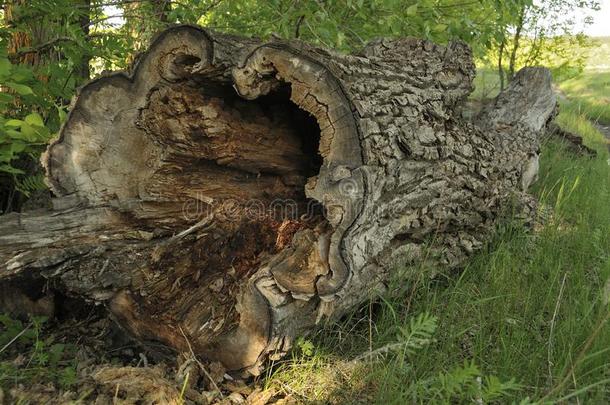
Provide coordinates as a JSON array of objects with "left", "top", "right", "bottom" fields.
[{"left": 0, "top": 309, "right": 293, "bottom": 404}]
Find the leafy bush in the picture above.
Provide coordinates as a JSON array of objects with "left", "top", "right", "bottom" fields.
[{"left": 0, "top": 51, "right": 68, "bottom": 204}]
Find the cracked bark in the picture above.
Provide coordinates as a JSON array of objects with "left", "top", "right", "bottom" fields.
[{"left": 0, "top": 25, "right": 558, "bottom": 375}]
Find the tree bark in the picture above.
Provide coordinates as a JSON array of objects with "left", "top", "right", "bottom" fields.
[
  {"left": 0, "top": 25, "right": 558, "bottom": 376},
  {"left": 123, "top": 0, "right": 173, "bottom": 56},
  {"left": 498, "top": 37, "right": 506, "bottom": 91},
  {"left": 77, "top": 0, "right": 91, "bottom": 81},
  {"left": 508, "top": 8, "right": 525, "bottom": 82}
]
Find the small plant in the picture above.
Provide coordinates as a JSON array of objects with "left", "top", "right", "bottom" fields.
[
  {"left": 417, "top": 361, "right": 522, "bottom": 403},
  {"left": 363, "top": 311, "right": 523, "bottom": 404},
  {"left": 295, "top": 336, "right": 315, "bottom": 358},
  {"left": 396, "top": 312, "right": 438, "bottom": 356},
  {"left": 0, "top": 314, "right": 78, "bottom": 391}
]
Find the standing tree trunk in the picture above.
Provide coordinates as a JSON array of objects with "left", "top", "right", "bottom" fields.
[
  {"left": 123, "top": 0, "right": 172, "bottom": 56},
  {"left": 76, "top": 0, "right": 91, "bottom": 81},
  {"left": 498, "top": 37, "right": 506, "bottom": 91},
  {"left": 0, "top": 26, "right": 557, "bottom": 375},
  {"left": 508, "top": 8, "right": 525, "bottom": 82}
]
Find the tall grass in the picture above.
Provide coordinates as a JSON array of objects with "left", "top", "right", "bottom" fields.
[
  {"left": 558, "top": 71, "right": 610, "bottom": 125},
  {"left": 262, "top": 83, "right": 610, "bottom": 403}
]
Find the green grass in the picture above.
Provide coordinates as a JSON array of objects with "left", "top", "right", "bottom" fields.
[
  {"left": 471, "top": 67, "right": 502, "bottom": 101},
  {"left": 559, "top": 71, "right": 610, "bottom": 124},
  {"left": 585, "top": 37, "right": 610, "bottom": 72},
  {"left": 262, "top": 78, "right": 610, "bottom": 403}
]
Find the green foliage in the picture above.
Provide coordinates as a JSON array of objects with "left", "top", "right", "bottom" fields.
[
  {"left": 470, "top": 67, "right": 502, "bottom": 100},
  {"left": 0, "top": 0, "right": 85, "bottom": 204},
  {"left": 586, "top": 36, "right": 610, "bottom": 71},
  {"left": 363, "top": 308, "right": 523, "bottom": 403},
  {"left": 0, "top": 54, "right": 58, "bottom": 178},
  {"left": 295, "top": 336, "right": 315, "bottom": 357},
  {"left": 0, "top": 0, "right": 134, "bottom": 207},
  {"left": 485, "top": 33, "right": 594, "bottom": 82},
  {"left": 479, "top": 0, "right": 599, "bottom": 87},
  {"left": 416, "top": 361, "right": 522, "bottom": 403},
  {"left": 0, "top": 314, "right": 78, "bottom": 390},
  {"left": 265, "top": 311, "right": 521, "bottom": 403},
  {"left": 198, "top": 0, "right": 518, "bottom": 54},
  {"left": 397, "top": 312, "right": 437, "bottom": 351},
  {"left": 15, "top": 172, "right": 47, "bottom": 197}
]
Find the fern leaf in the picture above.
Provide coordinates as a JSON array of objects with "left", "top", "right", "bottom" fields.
[{"left": 14, "top": 173, "right": 47, "bottom": 197}]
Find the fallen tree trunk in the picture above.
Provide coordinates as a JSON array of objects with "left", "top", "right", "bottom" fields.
[{"left": 0, "top": 25, "right": 557, "bottom": 375}]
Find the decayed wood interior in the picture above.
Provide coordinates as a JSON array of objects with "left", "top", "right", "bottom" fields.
[{"left": 111, "top": 77, "right": 329, "bottom": 361}]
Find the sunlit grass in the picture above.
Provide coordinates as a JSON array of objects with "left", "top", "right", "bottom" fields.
[
  {"left": 558, "top": 71, "right": 610, "bottom": 125},
  {"left": 471, "top": 67, "right": 501, "bottom": 101}
]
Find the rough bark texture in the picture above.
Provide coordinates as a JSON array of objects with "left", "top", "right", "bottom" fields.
[{"left": 0, "top": 25, "right": 558, "bottom": 375}]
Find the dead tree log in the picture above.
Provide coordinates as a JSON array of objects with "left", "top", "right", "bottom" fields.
[{"left": 0, "top": 26, "right": 557, "bottom": 375}]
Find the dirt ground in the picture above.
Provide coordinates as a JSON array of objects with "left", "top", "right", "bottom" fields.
[{"left": 0, "top": 307, "right": 294, "bottom": 405}]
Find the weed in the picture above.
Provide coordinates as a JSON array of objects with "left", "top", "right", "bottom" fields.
[{"left": 0, "top": 314, "right": 78, "bottom": 392}]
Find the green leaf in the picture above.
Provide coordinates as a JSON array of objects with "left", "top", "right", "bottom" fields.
[
  {"left": 406, "top": 4, "right": 418, "bottom": 16},
  {"left": 0, "top": 164, "right": 25, "bottom": 175},
  {"left": 4, "top": 119, "right": 24, "bottom": 128},
  {"left": 10, "top": 141, "right": 27, "bottom": 153},
  {"left": 57, "top": 107, "right": 67, "bottom": 124},
  {"left": 0, "top": 93, "right": 14, "bottom": 103},
  {"left": 20, "top": 122, "right": 39, "bottom": 142},
  {"left": 25, "top": 112, "right": 45, "bottom": 127},
  {"left": 9, "top": 66, "right": 34, "bottom": 82},
  {"left": 388, "top": 16, "right": 402, "bottom": 34},
  {"left": 59, "top": 367, "right": 77, "bottom": 389},
  {"left": 6, "top": 129, "right": 25, "bottom": 140},
  {"left": 0, "top": 58, "right": 11, "bottom": 76},
  {"left": 49, "top": 343, "right": 66, "bottom": 366},
  {"left": 6, "top": 82, "right": 34, "bottom": 95}
]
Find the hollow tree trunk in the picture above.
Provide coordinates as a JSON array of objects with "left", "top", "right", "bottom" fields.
[{"left": 0, "top": 25, "right": 557, "bottom": 375}]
